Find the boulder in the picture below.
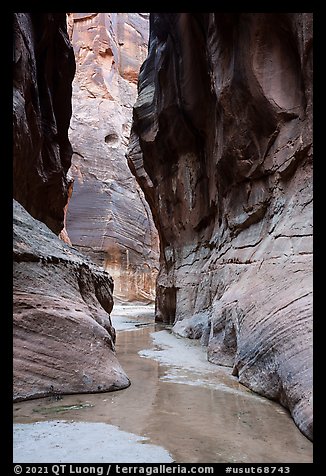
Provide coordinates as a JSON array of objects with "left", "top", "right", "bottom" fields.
[{"left": 13, "top": 200, "right": 130, "bottom": 401}]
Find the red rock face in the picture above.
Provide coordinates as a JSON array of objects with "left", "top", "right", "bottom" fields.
[
  {"left": 66, "top": 13, "right": 159, "bottom": 302},
  {"left": 13, "top": 13, "right": 76, "bottom": 234},
  {"left": 13, "top": 200, "right": 129, "bottom": 400},
  {"left": 13, "top": 13, "right": 129, "bottom": 400},
  {"left": 128, "top": 13, "right": 313, "bottom": 439}
]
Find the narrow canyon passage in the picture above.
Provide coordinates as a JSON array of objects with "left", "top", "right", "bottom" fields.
[
  {"left": 65, "top": 12, "right": 159, "bottom": 303},
  {"left": 13, "top": 306, "right": 312, "bottom": 463},
  {"left": 13, "top": 12, "right": 313, "bottom": 465}
]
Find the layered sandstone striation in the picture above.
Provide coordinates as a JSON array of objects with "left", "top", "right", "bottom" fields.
[
  {"left": 128, "top": 13, "right": 313, "bottom": 439},
  {"left": 13, "top": 13, "right": 75, "bottom": 234},
  {"left": 13, "top": 200, "right": 130, "bottom": 401},
  {"left": 66, "top": 13, "right": 159, "bottom": 302},
  {"left": 13, "top": 13, "right": 129, "bottom": 400}
]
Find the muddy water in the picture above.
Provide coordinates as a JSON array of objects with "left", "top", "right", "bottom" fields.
[{"left": 13, "top": 306, "right": 312, "bottom": 463}]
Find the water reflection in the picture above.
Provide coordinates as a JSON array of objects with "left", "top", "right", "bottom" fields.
[{"left": 13, "top": 322, "right": 312, "bottom": 463}]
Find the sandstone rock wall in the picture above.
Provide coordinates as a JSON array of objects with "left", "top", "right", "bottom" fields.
[
  {"left": 13, "top": 13, "right": 129, "bottom": 401},
  {"left": 128, "top": 13, "right": 313, "bottom": 439},
  {"left": 66, "top": 13, "right": 159, "bottom": 302},
  {"left": 13, "top": 13, "right": 75, "bottom": 234},
  {"left": 13, "top": 200, "right": 130, "bottom": 401}
]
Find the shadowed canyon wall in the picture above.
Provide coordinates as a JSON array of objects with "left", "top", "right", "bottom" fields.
[
  {"left": 13, "top": 13, "right": 75, "bottom": 235},
  {"left": 13, "top": 13, "right": 129, "bottom": 400},
  {"left": 66, "top": 13, "right": 159, "bottom": 303},
  {"left": 127, "top": 13, "right": 313, "bottom": 439}
]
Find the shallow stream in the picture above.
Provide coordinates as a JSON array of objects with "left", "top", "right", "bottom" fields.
[{"left": 13, "top": 305, "right": 312, "bottom": 463}]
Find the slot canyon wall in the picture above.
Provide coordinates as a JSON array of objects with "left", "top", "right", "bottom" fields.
[
  {"left": 13, "top": 13, "right": 74, "bottom": 235},
  {"left": 66, "top": 13, "right": 159, "bottom": 303},
  {"left": 13, "top": 13, "right": 129, "bottom": 400},
  {"left": 127, "top": 13, "right": 313, "bottom": 439}
]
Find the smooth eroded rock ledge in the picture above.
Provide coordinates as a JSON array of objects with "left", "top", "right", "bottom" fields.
[{"left": 13, "top": 200, "right": 130, "bottom": 401}]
